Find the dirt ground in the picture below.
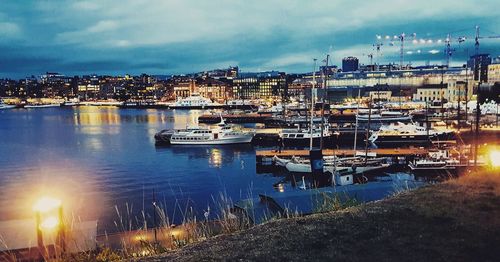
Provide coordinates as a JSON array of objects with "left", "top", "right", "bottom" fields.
[{"left": 140, "top": 171, "right": 500, "bottom": 262}]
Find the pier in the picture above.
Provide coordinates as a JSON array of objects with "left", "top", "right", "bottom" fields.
[{"left": 256, "top": 148, "right": 428, "bottom": 158}]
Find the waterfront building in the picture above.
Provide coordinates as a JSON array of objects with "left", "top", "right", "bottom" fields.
[
  {"left": 413, "top": 84, "right": 447, "bottom": 103},
  {"left": 173, "top": 78, "right": 196, "bottom": 99},
  {"left": 342, "top": 57, "right": 359, "bottom": 72},
  {"left": 233, "top": 71, "right": 287, "bottom": 99},
  {"left": 327, "top": 66, "right": 473, "bottom": 89},
  {"left": 196, "top": 77, "right": 231, "bottom": 102},
  {"left": 77, "top": 75, "right": 100, "bottom": 99}
]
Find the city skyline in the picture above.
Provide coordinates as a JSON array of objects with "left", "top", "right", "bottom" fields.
[{"left": 1, "top": 0, "right": 499, "bottom": 79}]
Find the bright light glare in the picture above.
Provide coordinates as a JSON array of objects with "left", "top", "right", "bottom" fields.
[
  {"left": 489, "top": 150, "right": 500, "bottom": 167},
  {"left": 33, "top": 197, "right": 61, "bottom": 212},
  {"left": 40, "top": 216, "right": 59, "bottom": 230}
]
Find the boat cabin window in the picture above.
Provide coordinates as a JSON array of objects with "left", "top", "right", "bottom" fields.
[{"left": 296, "top": 134, "right": 304, "bottom": 138}]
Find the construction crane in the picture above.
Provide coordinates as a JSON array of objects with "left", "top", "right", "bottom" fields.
[
  {"left": 377, "top": 33, "right": 416, "bottom": 70},
  {"left": 474, "top": 25, "right": 500, "bottom": 55},
  {"left": 373, "top": 43, "right": 383, "bottom": 71}
]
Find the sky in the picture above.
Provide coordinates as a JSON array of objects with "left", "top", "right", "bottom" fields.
[{"left": 0, "top": 0, "right": 499, "bottom": 79}]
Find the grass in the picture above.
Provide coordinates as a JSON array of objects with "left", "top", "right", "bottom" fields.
[
  {"left": 142, "top": 169, "right": 500, "bottom": 261},
  {"left": 5, "top": 170, "right": 498, "bottom": 261}
]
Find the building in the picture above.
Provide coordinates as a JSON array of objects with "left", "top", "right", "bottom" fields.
[
  {"left": 172, "top": 78, "right": 196, "bottom": 99},
  {"left": 368, "top": 90, "right": 392, "bottom": 102},
  {"left": 196, "top": 77, "right": 231, "bottom": 102},
  {"left": 342, "top": 57, "right": 359, "bottom": 72},
  {"left": 446, "top": 80, "right": 472, "bottom": 103},
  {"left": 327, "top": 67, "right": 471, "bottom": 89},
  {"left": 413, "top": 84, "right": 447, "bottom": 102},
  {"left": 233, "top": 71, "right": 286, "bottom": 99},
  {"left": 487, "top": 63, "right": 500, "bottom": 83},
  {"left": 467, "top": 54, "right": 491, "bottom": 83}
]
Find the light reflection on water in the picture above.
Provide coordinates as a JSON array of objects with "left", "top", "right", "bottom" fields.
[{"left": 0, "top": 107, "right": 279, "bottom": 233}]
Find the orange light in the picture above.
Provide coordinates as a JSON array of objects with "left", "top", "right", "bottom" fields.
[{"left": 33, "top": 197, "right": 61, "bottom": 213}]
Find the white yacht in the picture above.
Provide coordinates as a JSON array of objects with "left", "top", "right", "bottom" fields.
[
  {"left": 0, "top": 99, "right": 16, "bottom": 110},
  {"left": 280, "top": 125, "right": 336, "bottom": 147},
  {"left": 170, "top": 93, "right": 221, "bottom": 109},
  {"left": 356, "top": 110, "right": 412, "bottom": 122},
  {"left": 369, "top": 122, "right": 455, "bottom": 146},
  {"left": 168, "top": 118, "right": 254, "bottom": 145},
  {"left": 258, "top": 103, "right": 284, "bottom": 113}
]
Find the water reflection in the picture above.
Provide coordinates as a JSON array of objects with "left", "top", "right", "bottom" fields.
[
  {"left": 0, "top": 107, "right": 277, "bottom": 233},
  {"left": 209, "top": 148, "right": 222, "bottom": 168}
]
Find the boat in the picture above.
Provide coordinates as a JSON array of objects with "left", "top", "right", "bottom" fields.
[
  {"left": 119, "top": 100, "right": 160, "bottom": 108},
  {"left": 408, "top": 149, "right": 485, "bottom": 173},
  {"left": 169, "top": 93, "right": 222, "bottom": 109},
  {"left": 225, "top": 99, "right": 257, "bottom": 110},
  {"left": 280, "top": 125, "right": 337, "bottom": 147},
  {"left": 156, "top": 117, "right": 255, "bottom": 145},
  {"left": 369, "top": 122, "right": 455, "bottom": 147},
  {"left": 284, "top": 156, "right": 390, "bottom": 174},
  {"left": 62, "top": 98, "right": 80, "bottom": 106},
  {"left": 80, "top": 101, "right": 122, "bottom": 106},
  {"left": 258, "top": 103, "right": 284, "bottom": 113},
  {"left": 154, "top": 129, "right": 175, "bottom": 145},
  {"left": 24, "top": 103, "right": 61, "bottom": 108},
  {"left": 0, "top": 99, "right": 16, "bottom": 110},
  {"left": 356, "top": 110, "right": 412, "bottom": 122}
]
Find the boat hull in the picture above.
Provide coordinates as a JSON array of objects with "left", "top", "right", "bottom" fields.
[
  {"left": 24, "top": 104, "right": 61, "bottom": 108},
  {"left": 372, "top": 132, "right": 455, "bottom": 147},
  {"left": 170, "top": 135, "right": 254, "bottom": 145},
  {"left": 169, "top": 105, "right": 224, "bottom": 110}
]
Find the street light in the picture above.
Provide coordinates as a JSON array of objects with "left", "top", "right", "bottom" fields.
[{"left": 33, "top": 196, "right": 65, "bottom": 259}]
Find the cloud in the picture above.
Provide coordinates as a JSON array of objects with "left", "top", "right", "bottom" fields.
[
  {"left": 0, "top": 22, "right": 21, "bottom": 38},
  {"left": 0, "top": 0, "right": 499, "bottom": 78},
  {"left": 72, "top": 1, "right": 100, "bottom": 11}
]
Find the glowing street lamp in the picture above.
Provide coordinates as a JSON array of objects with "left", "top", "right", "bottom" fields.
[{"left": 33, "top": 196, "right": 65, "bottom": 259}]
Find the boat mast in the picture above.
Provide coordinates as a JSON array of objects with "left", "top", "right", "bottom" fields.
[
  {"left": 320, "top": 55, "right": 329, "bottom": 150},
  {"left": 425, "top": 100, "right": 430, "bottom": 140},
  {"left": 364, "top": 96, "right": 372, "bottom": 165},
  {"left": 353, "top": 88, "right": 361, "bottom": 152},
  {"left": 310, "top": 59, "right": 317, "bottom": 150}
]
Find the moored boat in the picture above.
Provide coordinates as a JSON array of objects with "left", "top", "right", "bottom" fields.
[
  {"left": 155, "top": 117, "right": 255, "bottom": 145},
  {"left": 0, "top": 99, "right": 16, "bottom": 110},
  {"left": 169, "top": 93, "right": 222, "bottom": 109}
]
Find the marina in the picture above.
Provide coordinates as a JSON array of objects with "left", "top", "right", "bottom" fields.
[{"left": 0, "top": 2, "right": 499, "bottom": 258}]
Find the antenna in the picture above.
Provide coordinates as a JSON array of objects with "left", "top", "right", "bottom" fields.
[{"left": 475, "top": 25, "right": 480, "bottom": 56}]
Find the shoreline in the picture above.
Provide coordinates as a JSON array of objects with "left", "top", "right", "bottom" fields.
[{"left": 144, "top": 171, "right": 500, "bottom": 261}]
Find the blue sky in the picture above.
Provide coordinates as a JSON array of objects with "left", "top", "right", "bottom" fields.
[{"left": 0, "top": 0, "right": 499, "bottom": 78}]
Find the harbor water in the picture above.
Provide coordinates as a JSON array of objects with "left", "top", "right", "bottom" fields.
[{"left": 0, "top": 107, "right": 282, "bottom": 233}]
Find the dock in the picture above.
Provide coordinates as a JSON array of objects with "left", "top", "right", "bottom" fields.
[{"left": 256, "top": 148, "right": 428, "bottom": 158}]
